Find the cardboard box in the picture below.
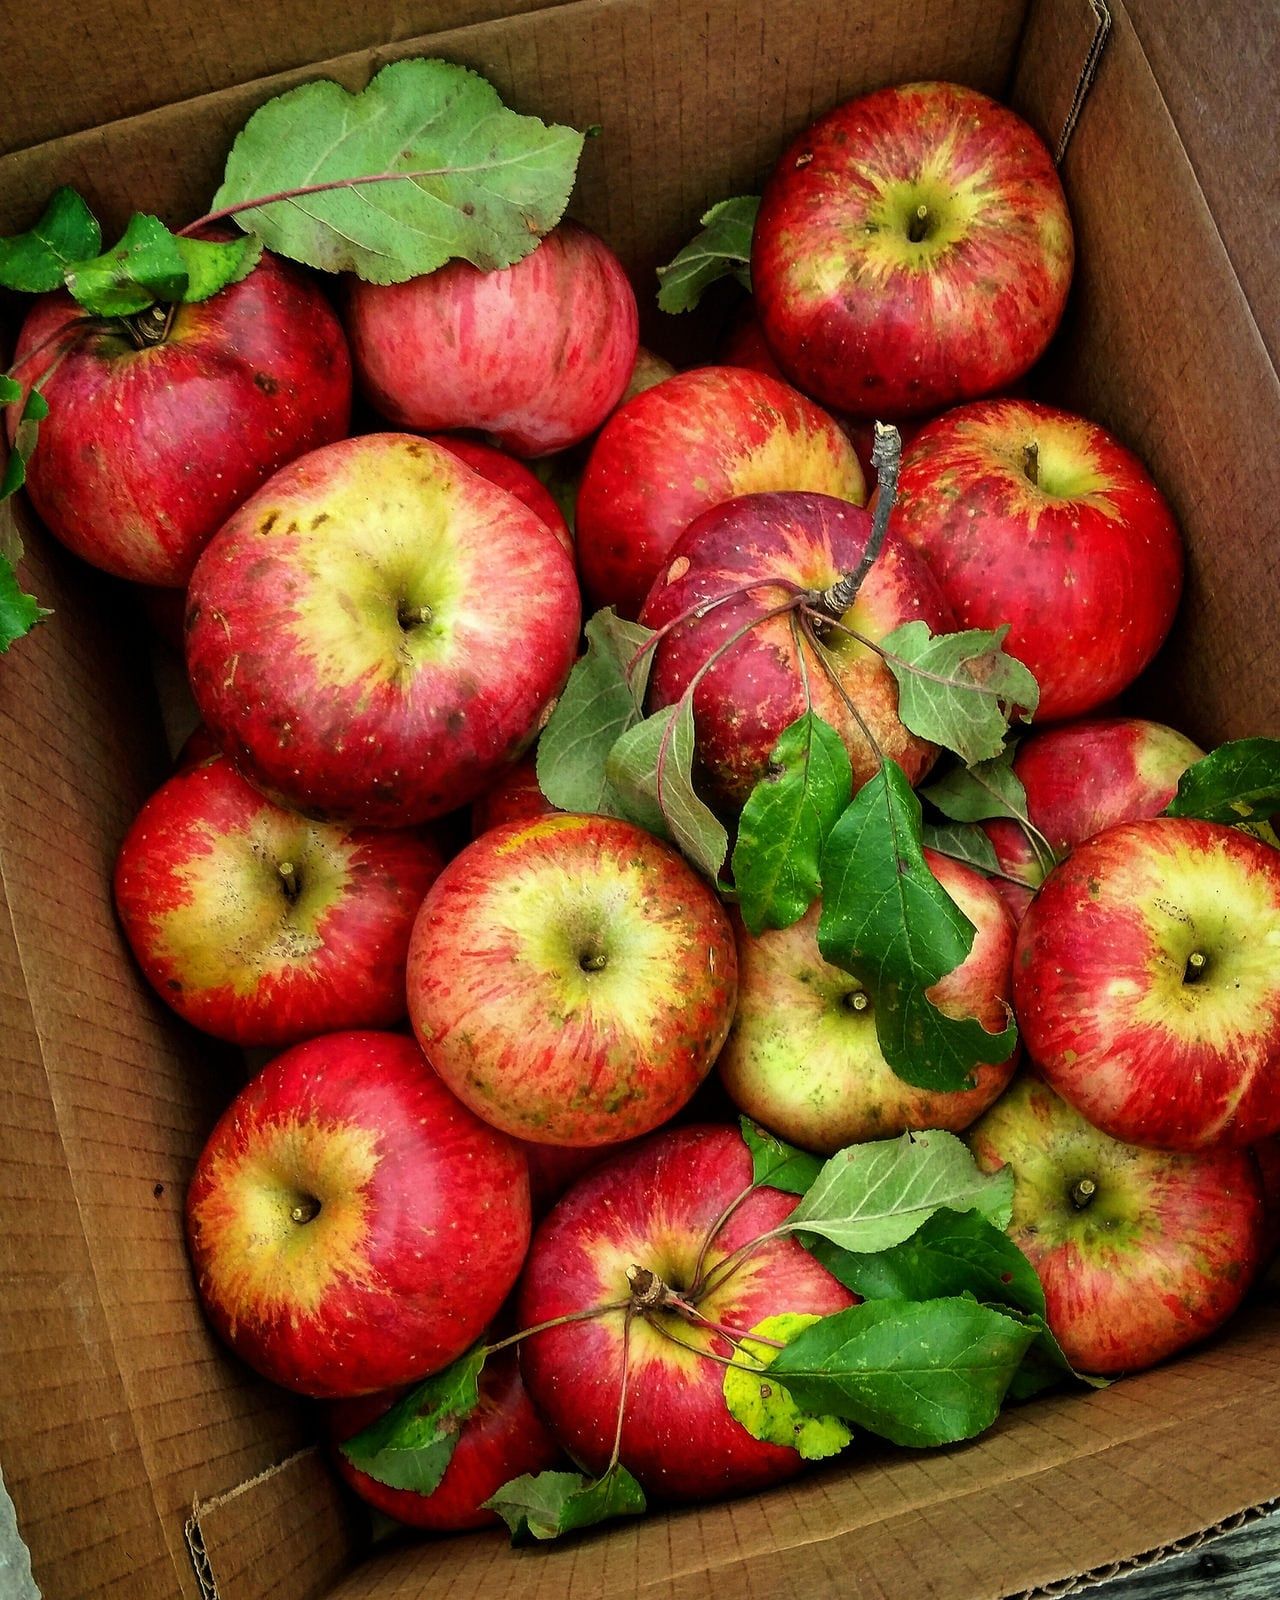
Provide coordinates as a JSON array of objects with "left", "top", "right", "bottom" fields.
[{"left": 0, "top": 0, "right": 1276, "bottom": 1594}]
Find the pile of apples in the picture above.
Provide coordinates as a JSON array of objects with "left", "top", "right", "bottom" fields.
[{"left": 12, "top": 78, "right": 1279, "bottom": 1533}]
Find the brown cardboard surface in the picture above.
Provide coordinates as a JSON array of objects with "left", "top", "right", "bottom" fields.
[
  {"left": 0, "top": 0, "right": 1278, "bottom": 1597},
  {"left": 0, "top": 0, "right": 563, "bottom": 157}
]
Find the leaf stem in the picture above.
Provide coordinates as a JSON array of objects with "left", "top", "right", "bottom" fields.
[
  {"left": 799, "top": 613, "right": 884, "bottom": 762},
  {"left": 179, "top": 166, "right": 508, "bottom": 236},
  {"left": 811, "top": 422, "right": 902, "bottom": 620},
  {"left": 622, "top": 575, "right": 804, "bottom": 689},
  {"left": 481, "top": 1298, "right": 630, "bottom": 1358},
  {"left": 688, "top": 1178, "right": 762, "bottom": 1295},
  {"left": 693, "top": 1225, "right": 789, "bottom": 1306},
  {"left": 642, "top": 1315, "right": 776, "bottom": 1378},
  {"left": 605, "top": 1307, "right": 636, "bottom": 1473}
]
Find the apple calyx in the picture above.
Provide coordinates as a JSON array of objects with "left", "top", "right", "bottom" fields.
[
  {"left": 1022, "top": 441, "right": 1040, "bottom": 487},
  {"left": 1069, "top": 1176, "right": 1098, "bottom": 1210}
]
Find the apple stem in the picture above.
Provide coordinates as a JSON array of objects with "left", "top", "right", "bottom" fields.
[
  {"left": 277, "top": 860, "right": 300, "bottom": 901},
  {"left": 289, "top": 1195, "right": 321, "bottom": 1224},
  {"left": 480, "top": 1297, "right": 632, "bottom": 1359},
  {"left": 1070, "top": 1176, "right": 1098, "bottom": 1209},
  {"left": 124, "top": 302, "right": 177, "bottom": 350},
  {"left": 811, "top": 421, "right": 903, "bottom": 621},
  {"left": 1022, "top": 441, "right": 1040, "bottom": 487},
  {"left": 397, "top": 600, "right": 433, "bottom": 630},
  {"left": 907, "top": 204, "right": 931, "bottom": 244},
  {"left": 1184, "top": 950, "right": 1208, "bottom": 983}
]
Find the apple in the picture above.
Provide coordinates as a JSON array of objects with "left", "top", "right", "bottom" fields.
[
  {"left": 890, "top": 399, "right": 1184, "bottom": 721},
  {"left": 982, "top": 716, "right": 1206, "bottom": 918},
  {"left": 174, "top": 722, "right": 221, "bottom": 769},
  {"left": 426, "top": 435, "right": 573, "bottom": 554},
  {"left": 641, "top": 490, "right": 952, "bottom": 808},
  {"left": 114, "top": 753, "right": 443, "bottom": 1047},
  {"left": 8, "top": 241, "right": 351, "bottom": 586},
  {"left": 344, "top": 222, "right": 638, "bottom": 455},
  {"left": 622, "top": 346, "right": 677, "bottom": 401},
  {"left": 469, "top": 751, "right": 557, "bottom": 837},
  {"left": 326, "top": 1349, "right": 563, "bottom": 1531},
  {"left": 186, "top": 1031, "right": 532, "bottom": 1398},
  {"left": 751, "top": 82, "right": 1073, "bottom": 418},
  {"left": 967, "top": 1074, "right": 1265, "bottom": 1374},
  {"left": 406, "top": 813, "right": 737, "bottom": 1146},
  {"left": 517, "top": 1123, "right": 855, "bottom": 1499},
  {"left": 720, "top": 850, "right": 1018, "bottom": 1151},
  {"left": 1253, "top": 1137, "right": 1280, "bottom": 1261},
  {"left": 185, "top": 433, "right": 580, "bottom": 827},
  {"left": 576, "top": 366, "right": 866, "bottom": 619},
  {"left": 1014, "top": 818, "right": 1280, "bottom": 1150}
]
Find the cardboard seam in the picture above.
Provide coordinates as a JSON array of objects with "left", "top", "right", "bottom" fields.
[
  {"left": 1015, "top": 1495, "right": 1280, "bottom": 1599},
  {"left": 0, "top": 0, "right": 623, "bottom": 173},
  {"left": 0, "top": 839, "right": 192, "bottom": 1600},
  {"left": 183, "top": 1446, "right": 319, "bottom": 1600},
  {"left": 1053, "top": 0, "right": 1112, "bottom": 161}
]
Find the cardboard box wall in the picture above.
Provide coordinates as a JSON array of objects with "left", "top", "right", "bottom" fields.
[{"left": 0, "top": 0, "right": 1276, "bottom": 1595}]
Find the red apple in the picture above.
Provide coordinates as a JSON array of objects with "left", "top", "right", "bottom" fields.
[
  {"left": 622, "top": 346, "right": 677, "bottom": 401},
  {"left": 641, "top": 490, "right": 952, "bottom": 808},
  {"left": 1253, "top": 1137, "right": 1280, "bottom": 1261},
  {"left": 720, "top": 851, "right": 1018, "bottom": 1151},
  {"left": 720, "top": 308, "right": 787, "bottom": 383},
  {"left": 175, "top": 722, "right": 221, "bottom": 769},
  {"left": 469, "top": 751, "right": 557, "bottom": 837},
  {"left": 186, "top": 1031, "right": 531, "bottom": 1398},
  {"left": 967, "top": 1074, "right": 1265, "bottom": 1374},
  {"left": 576, "top": 366, "right": 866, "bottom": 619},
  {"left": 345, "top": 222, "right": 638, "bottom": 456},
  {"left": 185, "top": 433, "right": 580, "bottom": 827},
  {"left": 426, "top": 435, "right": 573, "bottom": 555},
  {"left": 406, "top": 814, "right": 737, "bottom": 1146},
  {"left": 114, "top": 753, "right": 443, "bottom": 1047},
  {"left": 517, "top": 1123, "right": 855, "bottom": 1499},
  {"left": 326, "top": 1350, "right": 563, "bottom": 1531},
  {"left": 890, "top": 399, "right": 1184, "bottom": 721},
  {"left": 1014, "top": 818, "right": 1280, "bottom": 1150},
  {"left": 752, "top": 82, "right": 1073, "bottom": 418},
  {"left": 982, "top": 716, "right": 1205, "bottom": 918},
  {"left": 8, "top": 242, "right": 351, "bottom": 586}
]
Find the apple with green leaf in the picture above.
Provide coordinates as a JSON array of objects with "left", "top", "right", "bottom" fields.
[
  {"left": 114, "top": 752, "right": 443, "bottom": 1047},
  {"left": 968, "top": 1074, "right": 1266, "bottom": 1373}
]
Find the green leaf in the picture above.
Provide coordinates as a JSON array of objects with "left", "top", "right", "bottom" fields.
[
  {"left": 769, "top": 1297, "right": 1037, "bottom": 1447},
  {"left": 739, "top": 1117, "right": 824, "bottom": 1197},
  {"left": 605, "top": 696, "right": 729, "bottom": 879},
  {"left": 721, "top": 1314, "right": 853, "bottom": 1460},
  {"left": 536, "top": 608, "right": 654, "bottom": 814},
  {"left": 920, "top": 821, "right": 1004, "bottom": 878},
  {"left": 1164, "top": 738, "right": 1280, "bottom": 826},
  {"left": 174, "top": 233, "right": 264, "bottom": 302},
  {"left": 0, "top": 386, "right": 50, "bottom": 502},
  {"left": 339, "top": 1346, "right": 484, "bottom": 1493},
  {"left": 732, "top": 711, "right": 852, "bottom": 935},
  {"left": 63, "top": 214, "right": 189, "bottom": 317},
  {"left": 0, "top": 552, "right": 51, "bottom": 652},
  {"left": 880, "top": 622, "right": 1039, "bottom": 766},
  {"left": 785, "top": 1130, "right": 1014, "bottom": 1255},
  {"left": 212, "top": 58, "right": 585, "bottom": 282},
  {"left": 922, "top": 745, "right": 1028, "bottom": 824},
  {"left": 656, "top": 195, "right": 760, "bottom": 313},
  {"left": 818, "top": 760, "right": 1018, "bottom": 1092},
  {"left": 484, "top": 1463, "right": 646, "bottom": 1542},
  {"left": 0, "top": 188, "right": 101, "bottom": 293},
  {"left": 806, "top": 1207, "right": 1043, "bottom": 1313},
  {"left": 994, "top": 1307, "right": 1110, "bottom": 1402}
]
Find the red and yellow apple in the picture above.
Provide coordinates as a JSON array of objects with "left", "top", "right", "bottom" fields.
[
  {"left": 720, "top": 851, "right": 1018, "bottom": 1150},
  {"left": 968, "top": 1074, "right": 1265, "bottom": 1374},
  {"left": 186, "top": 1031, "right": 531, "bottom": 1398},
  {"left": 891, "top": 400, "right": 1184, "bottom": 721},
  {"left": 752, "top": 82, "right": 1073, "bottom": 418},
  {"left": 1014, "top": 818, "right": 1280, "bottom": 1150},
  {"left": 406, "top": 814, "right": 737, "bottom": 1146},
  {"left": 186, "top": 432, "right": 580, "bottom": 826},
  {"left": 114, "top": 753, "right": 443, "bottom": 1047},
  {"left": 577, "top": 366, "right": 866, "bottom": 618}
]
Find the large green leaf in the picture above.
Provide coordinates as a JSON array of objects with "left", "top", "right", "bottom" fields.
[
  {"left": 212, "top": 58, "right": 585, "bottom": 281},
  {"left": 339, "top": 1347, "right": 484, "bottom": 1493},
  {"left": 818, "top": 760, "right": 1018, "bottom": 1091},
  {"left": 739, "top": 1117, "right": 824, "bottom": 1197},
  {"left": 63, "top": 215, "right": 261, "bottom": 317},
  {"left": 536, "top": 609, "right": 654, "bottom": 814},
  {"left": 0, "top": 188, "right": 101, "bottom": 293},
  {"left": 785, "top": 1131, "right": 1014, "bottom": 1256},
  {"left": 881, "top": 622, "right": 1039, "bottom": 765},
  {"left": 1164, "top": 738, "right": 1280, "bottom": 826},
  {"left": 656, "top": 195, "right": 759, "bottom": 313},
  {"left": 732, "top": 711, "right": 852, "bottom": 934},
  {"left": 769, "top": 1297, "right": 1037, "bottom": 1447}
]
